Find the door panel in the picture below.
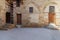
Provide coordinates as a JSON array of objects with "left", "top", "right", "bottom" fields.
[
  {"left": 17, "top": 14, "right": 21, "bottom": 25},
  {"left": 49, "top": 13, "right": 55, "bottom": 23}
]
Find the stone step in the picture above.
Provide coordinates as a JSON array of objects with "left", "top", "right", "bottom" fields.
[{"left": 0, "top": 24, "right": 16, "bottom": 30}]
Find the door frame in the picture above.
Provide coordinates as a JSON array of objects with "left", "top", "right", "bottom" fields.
[{"left": 48, "top": 6, "right": 56, "bottom": 24}]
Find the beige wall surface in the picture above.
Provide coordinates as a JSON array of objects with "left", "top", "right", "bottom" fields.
[
  {"left": 0, "top": 0, "right": 6, "bottom": 26},
  {"left": 12, "top": 0, "right": 60, "bottom": 27},
  {"left": 1, "top": 0, "right": 60, "bottom": 27}
]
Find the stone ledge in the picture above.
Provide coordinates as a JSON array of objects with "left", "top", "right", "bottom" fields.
[
  {"left": 0, "top": 24, "right": 16, "bottom": 30},
  {"left": 22, "top": 23, "right": 45, "bottom": 28}
]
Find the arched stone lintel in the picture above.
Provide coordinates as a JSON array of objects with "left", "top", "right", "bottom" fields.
[{"left": 42, "top": 2, "right": 57, "bottom": 12}]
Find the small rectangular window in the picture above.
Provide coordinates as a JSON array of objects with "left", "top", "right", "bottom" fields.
[
  {"left": 29, "top": 7, "right": 33, "bottom": 13},
  {"left": 16, "top": 0, "right": 20, "bottom": 7},
  {"left": 49, "top": 6, "right": 55, "bottom": 12}
]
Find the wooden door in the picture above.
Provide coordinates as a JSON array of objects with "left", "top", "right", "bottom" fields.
[
  {"left": 49, "top": 12, "right": 55, "bottom": 23},
  {"left": 17, "top": 14, "right": 21, "bottom": 25}
]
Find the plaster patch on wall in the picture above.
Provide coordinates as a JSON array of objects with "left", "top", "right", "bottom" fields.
[
  {"left": 29, "top": 14, "right": 39, "bottom": 23},
  {"left": 44, "top": 13, "right": 48, "bottom": 19}
]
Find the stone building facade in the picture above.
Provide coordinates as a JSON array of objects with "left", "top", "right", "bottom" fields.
[{"left": 1, "top": 0, "right": 60, "bottom": 28}]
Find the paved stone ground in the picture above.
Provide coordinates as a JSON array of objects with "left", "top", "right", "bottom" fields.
[{"left": 0, "top": 28, "right": 60, "bottom": 40}]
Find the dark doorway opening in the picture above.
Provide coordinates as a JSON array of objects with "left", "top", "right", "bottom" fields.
[
  {"left": 17, "top": 14, "right": 22, "bottom": 25},
  {"left": 6, "top": 12, "right": 11, "bottom": 23}
]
